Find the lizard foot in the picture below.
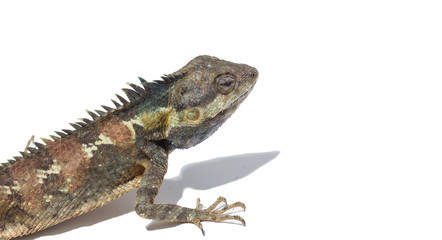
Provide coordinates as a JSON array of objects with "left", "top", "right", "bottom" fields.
[{"left": 192, "top": 196, "right": 246, "bottom": 235}]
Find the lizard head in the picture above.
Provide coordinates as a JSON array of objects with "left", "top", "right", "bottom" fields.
[{"left": 167, "top": 55, "right": 258, "bottom": 149}]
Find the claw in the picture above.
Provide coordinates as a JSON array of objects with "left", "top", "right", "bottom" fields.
[
  {"left": 192, "top": 219, "right": 205, "bottom": 236},
  {"left": 233, "top": 215, "right": 246, "bottom": 226},
  {"left": 213, "top": 201, "right": 246, "bottom": 215},
  {"left": 206, "top": 196, "right": 227, "bottom": 212},
  {"left": 194, "top": 196, "right": 246, "bottom": 230}
]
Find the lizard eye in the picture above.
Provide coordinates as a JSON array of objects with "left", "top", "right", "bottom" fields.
[{"left": 215, "top": 74, "right": 236, "bottom": 95}]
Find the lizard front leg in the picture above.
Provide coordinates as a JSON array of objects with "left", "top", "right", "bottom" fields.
[{"left": 135, "top": 141, "right": 246, "bottom": 234}]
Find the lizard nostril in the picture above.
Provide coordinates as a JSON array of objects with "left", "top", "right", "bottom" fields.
[{"left": 248, "top": 67, "right": 258, "bottom": 79}]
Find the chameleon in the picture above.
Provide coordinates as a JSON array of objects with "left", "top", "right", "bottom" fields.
[{"left": 0, "top": 55, "right": 258, "bottom": 239}]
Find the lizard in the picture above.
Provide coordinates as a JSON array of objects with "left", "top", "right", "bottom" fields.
[{"left": 0, "top": 55, "right": 258, "bottom": 239}]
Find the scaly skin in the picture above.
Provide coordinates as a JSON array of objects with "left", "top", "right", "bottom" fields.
[{"left": 0, "top": 55, "right": 258, "bottom": 239}]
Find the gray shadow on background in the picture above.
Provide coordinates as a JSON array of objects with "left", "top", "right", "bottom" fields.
[{"left": 18, "top": 151, "right": 279, "bottom": 239}]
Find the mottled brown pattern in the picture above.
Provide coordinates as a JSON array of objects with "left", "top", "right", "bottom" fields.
[
  {"left": 46, "top": 137, "right": 90, "bottom": 192},
  {"left": 100, "top": 118, "right": 133, "bottom": 145},
  {"left": 9, "top": 156, "right": 46, "bottom": 212}
]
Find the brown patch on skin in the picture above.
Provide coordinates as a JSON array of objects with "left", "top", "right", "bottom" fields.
[
  {"left": 9, "top": 155, "right": 47, "bottom": 212},
  {"left": 100, "top": 118, "right": 133, "bottom": 145},
  {"left": 46, "top": 137, "right": 90, "bottom": 192}
]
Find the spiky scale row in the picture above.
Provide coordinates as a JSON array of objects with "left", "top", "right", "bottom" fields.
[
  {"left": 27, "top": 147, "right": 38, "bottom": 154},
  {"left": 161, "top": 72, "right": 186, "bottom": 85},
  {"left": 0, "top": 74, "right": 185, "bottom": 178},
  {"left": 40, "top": 138, "right": 51, "bottom": 144},
  {"left": 112, "top": 100, "right": 121, "bottom": 108},
  {"left": 129, "top": 83, "right": 145, "bottom": 95},
  {"left": 82, "top": 118, "right": 92, "bottom": 124},
  {"left": 95, "top": 110, "right": 107, "bottom": 117},
  {"left": 62, "top": 129, "right": 73, "bottom": 135},
  {"left": 116, "top": 94, "right": 129, "bottom": 105},
  {"left": 101, "top": 105, "right": 113, "bottom": 112},
  {"left": 70, "top": 123, "right": 82, "bottom": 130},
  {"left": 49, "top": 135, "right": 59, "bottom": 141},
  {"left": 0, "top": 76, "right": 181, "bottom": 175},
  {"left": 122, "top": 88, "right": 139, "bottom": 102},
  {"left": 34, "top": 142, "right": 46, "bottom": 150},
  {"left": 1, "top": 138, "right": 50, "bottom": 172},
  {"left": 55, "top": 131, "right": 67, "bottom": 138},
  {"left": 86, "top": 110, "right": 99, "bottom": 120}
]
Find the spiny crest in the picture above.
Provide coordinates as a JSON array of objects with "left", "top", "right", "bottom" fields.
[
  {"left": 76, "top": 76, "right": 172, "bottom": 124},
  {"left": 160, "top": 72, "right": 186, "bottom": 85},
  {"left": 1, "top": 74, "right": 183, "bottom": 172}
]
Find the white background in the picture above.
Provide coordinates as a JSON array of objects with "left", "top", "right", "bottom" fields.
[{"left": 0, "top": 0, "right": 442, "bottom": 239}]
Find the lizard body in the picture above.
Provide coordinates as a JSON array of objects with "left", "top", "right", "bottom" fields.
[{"left": 0, "top": 56, "right": 258, "bottom": 239}]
